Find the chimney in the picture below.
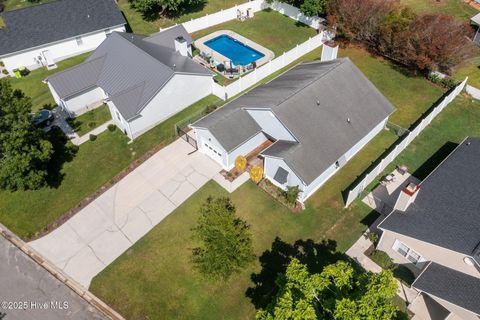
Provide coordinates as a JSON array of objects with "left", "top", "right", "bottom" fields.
[
  {"left": 394, "top": 183, "right": 420, "bottom": 212},
  {"left": 321, "top": 40, "right": 339, "bottom": 62},
  {"left": 174, "top": 36, "right": 188, "bottom": 57}
]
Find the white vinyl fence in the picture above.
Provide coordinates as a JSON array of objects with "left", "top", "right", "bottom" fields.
[
  {"left": 344, "top": 78, "right": 468, "bottom": 207},
  {"left": 162, "top": 0, "right": 327, "bottom": 100},
  {"left": 213, "top": 32, "right": 326, "bottom": 99},
  {"left": 466, "top": 85, "right": 480, "bottom": 100},
  {"left": 177, "top": 0, "right": 325, "bottom": 33}
]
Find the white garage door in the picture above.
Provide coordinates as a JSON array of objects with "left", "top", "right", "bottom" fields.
[{"left": 202, "top": 141, "right": 222, "bottom": 163}]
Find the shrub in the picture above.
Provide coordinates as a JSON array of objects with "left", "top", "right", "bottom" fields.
[
  {"left": 0, "top": 61, "right": 5, "bottom": 67},
  {"left": 370, "top": 250, "right": 394, "bottom": 269},
  {"left": 282, "top": 185, "right": 301, "bottom": 205},
  {"left": 393, "top": 265, "right": 415, "bottom": 286},
  {"left": 89, "top": 134, "right": 97, "bottom": 141},
  {"left": 2, "top": 69, "right": 8, "bottom": 75},
  {"left": 107, "top": 124, "right": 116, "bottom": 132},
  {"left": 205, "top": 104, "right": 217, "bottom": 114},
  {"left": 88, "top": 121, "right": 97, "bottom": 128},
  {"left": 367, "top": 232, "right": 379, "bottom": 245}
]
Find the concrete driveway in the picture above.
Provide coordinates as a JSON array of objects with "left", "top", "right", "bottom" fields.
[{"left": 30, "top": 139, "right": 221, "bottom": 288}]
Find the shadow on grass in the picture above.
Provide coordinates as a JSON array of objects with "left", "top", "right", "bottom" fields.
[
  {"left": 45, "top": 127, "right": 78, "bottom": 188},
  {"left": 410, "top": 141, "right": 458, "bottom": 181},
  {"left": 129, "top": 0, "right": 207, "bottom": 22},
  {"left": 245, "top": 237, "right": 352, "bottom": 310},
  {"left": 121, "top": 11, "right": 134, "bottom": 33}
]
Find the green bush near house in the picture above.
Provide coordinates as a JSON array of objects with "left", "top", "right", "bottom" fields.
[{"left": 370, "top": 250, "right": 395, "bottom": 269}]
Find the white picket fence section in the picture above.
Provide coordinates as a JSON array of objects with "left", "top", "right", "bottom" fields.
[
  {"left": 213, "top": 32, "right": 325, "bottom": 99},
  {"left": 466, "top": 84, "right": 480, "bottom": 100},
  {"left": 177, "top": 0, "right": 325, "bottom": 33},
  {"left": 344, "top": 78, "right": 468, "bottom": 207}
]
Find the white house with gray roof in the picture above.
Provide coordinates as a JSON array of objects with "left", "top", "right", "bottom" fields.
[
  {"left": 0, "top": 0, "right": 126, "bottom": 75},
  {"left": 191, "top": 58, "right": 395, "bottom": 202},
  {"left": 46, "top": 26, "right": 213, "bottom": 139},
  {"left": 377, "top": 137, "right": 480, "bottom": 320}
]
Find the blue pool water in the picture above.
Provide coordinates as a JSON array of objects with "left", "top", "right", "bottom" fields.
[{"left": 204, "top": 35, "right": 265, "bottom": 66}]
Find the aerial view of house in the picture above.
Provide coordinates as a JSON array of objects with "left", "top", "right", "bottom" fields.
[
  {"left": 0, "top": 0, "right": 126, "bottom": 75},
  {"left": 0, "top": 0, "right": 479, "bottom": 319},
  {"left": 377, "top": 137, "right": 480, "bottom": 320},
  {"left": 46, "top": 25, "right": 213, "bottom": 139},
  {"left": 191, "top": 58, "right": 395, "bottom": 201}
]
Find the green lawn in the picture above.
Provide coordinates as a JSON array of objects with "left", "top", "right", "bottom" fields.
[
  {"left": 8, "top": 53, "right": 90, "bottom": 112},
  {"left": 118, "top": 0, "right": 242, "bottom": 34},
  {"left": 67, "top": 104, "right": 112, "bottom": 136},
  {"left": 454, "top": 50, "right": 480, "bottom": 88},
  {"left": 339, "top": 47, "right": 445, "bottom": 129},
  {"left": 191, "top": 10, "right": 317, "bottom": 56},
  {"left": 0, "top": 95, "right": 221, "bottom": 239},
  {"left": 90, "top": 128, "right": 397, "bottom": 319},
  {"left": 400, "top": 0, "right": 478, "bottom": 20},
  {"left": 3, "top": 0, "right": 49, "bottom": 11}
]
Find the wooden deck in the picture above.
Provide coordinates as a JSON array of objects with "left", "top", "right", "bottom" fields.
[{"left": 246, "top": 140, "right": 274, "bottom": 167}]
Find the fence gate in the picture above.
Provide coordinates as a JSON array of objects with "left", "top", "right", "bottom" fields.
[{"left": 175, "top": 125, "right": 197, "bottom": 149}]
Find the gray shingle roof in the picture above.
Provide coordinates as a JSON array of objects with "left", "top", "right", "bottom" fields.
[
  {"left": 379, "top": 137, "right": 480, "bottom": 265},
  {"left": 47, "top": 27, "right": 212, "bottom": 120},
  {"left": 193, "top": 58, "right": 395, "bottom": 184},
  {"left": 412, "top": 262, "right": 480, "bottom": 315},
  {"left": 0, "top": 0, "right": 126, "bottom": 56}
]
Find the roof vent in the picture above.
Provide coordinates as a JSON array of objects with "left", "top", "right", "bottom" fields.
[
  {"left": 347, "top": 118, "right": 351, "bottom": 124},
  {"left": 316, "top": 100, "right": 320, "bottom": 106}
]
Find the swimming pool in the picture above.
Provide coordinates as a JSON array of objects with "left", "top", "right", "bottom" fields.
[{"left": 204, "top": 34, "right": 265, "bottom": 66}]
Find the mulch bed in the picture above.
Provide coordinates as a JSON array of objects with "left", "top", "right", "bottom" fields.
[
  {"left": 29, "top": 141, "right": 170, "bottom": 241},
  {"left": 258, "top": 179, "right": 303, "bottom": 213}
]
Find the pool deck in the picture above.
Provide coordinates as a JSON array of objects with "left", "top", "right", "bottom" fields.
[{"left": 194, "top": 30, "right": 274, "bottom": 68}]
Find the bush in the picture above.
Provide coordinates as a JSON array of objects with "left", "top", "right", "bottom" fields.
[
  {"left": 428, "top": 74, "right": 459, "bottom": 89},
  {"left": 0, "top": 61, "right": 5, "bottom": 67},
  {"left": 370, "top": 250, "right": 394, "bottom": 269},
  {"left": 205, "top": 104, "right": 217, "bottom": 114},
  {"left": 107, "top": 124, "right": 116, "bottom": 132},
  {"left": 2, "top": 69, "right": 8, "bottom": 75},
  {"left": 89, "top": 134, "right": 97, "bottom": 141},
  {"left": 282, "top": 185, "right": 301, "bottom": 205}
]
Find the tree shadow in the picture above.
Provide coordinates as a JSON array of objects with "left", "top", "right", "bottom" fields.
[
  {"left": 44, "top": 126, "right": 78, "bottom": 188},
  {"left": 245, "top": 237, "right": 350, "bottom": 310},
  {"left": 128, "top": 0, "right": 207, "bottom": 22}
]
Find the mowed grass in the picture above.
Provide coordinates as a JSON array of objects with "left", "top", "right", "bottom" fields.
[
  {"left": 0, "top": 95, "right": 221, "bottom": 239},
  {"left": 67, "top": 104, "right": 112, "bottom": 136},
  {"left": 191, "top": 10, "right": 317, "bottom": 56},
  {"left": 3, "top": 0, "right": 49, "bottom": 11},
  {"left": 118, "top": 0, "right": 241, "bottom": 34},
  {"left": 339, "top": 47, "right": 445, "bottom": 129},
  {"left": 400, "top": 0, "right": 478, "bottom": 20},
  {"left": 8, "top": 53, "right": 90, "bottom": 112},
  {"left": 454, "top": 48, "right": 480, "bottom": 88},
  {"left": 90, "top": 130, "right": 397, "bottom": 320}
]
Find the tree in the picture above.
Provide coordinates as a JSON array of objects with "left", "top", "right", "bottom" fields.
[
  {"left": 190, "top": 197, "right": 255, "bottom": 281},
  {"left": 0, "top": 80, "right": 53, "bottom": 191},
  {"left": 235, "top": 155, "right": 247, "bottom": 172},
  {"left": 300, "top": 0, "right": 329, "bottom": 17},
  {"left": 131, "top": 0, "right": 205, "bottom": 19},
  {"left": 256, "top": 258, "right": 398, "bottom": 320},
  {"left": 250, "top": 165, "right": 263, "bottom": 183}
]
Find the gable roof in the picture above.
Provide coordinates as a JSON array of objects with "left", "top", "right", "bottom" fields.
[
  {"left": 193, "top": 58, "right": 395, "bottom": 184},
  {"left": 47, "top": 27, "right": 212, "bottom": 120},
  {"left": 471, "top": 12, "right": 480, "bottom": 26},
  {"left": 379, "top": 137, "right": 480, "bottom": 265},
  {"left": 0, "top": 0, "right": 126, "bottom": 56},
  {"left": 412, "top": 262, "right": 480, "bottom": 315}
]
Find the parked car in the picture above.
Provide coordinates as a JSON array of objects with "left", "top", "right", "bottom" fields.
[{"left": 32, "top": 109, "right": 54, "bottom": 127}]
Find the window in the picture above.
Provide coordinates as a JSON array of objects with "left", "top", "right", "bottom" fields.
[
  {"left": 76, "top": 36, "right": 83, "bottom": 46},
  {"left": 392, "top": 240, "right": 424, "bottom": 266}
]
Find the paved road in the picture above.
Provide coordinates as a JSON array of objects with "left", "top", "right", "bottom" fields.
[
  {"left": 30, "top": 139, "right": 220, "bottom": 288},
  {"left": 1, "top": 234, "right": 107, "bottom": 320}
]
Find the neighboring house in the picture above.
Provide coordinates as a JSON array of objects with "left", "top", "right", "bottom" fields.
[
  {"left": 0, "top": 0, "right": 126, "bottom": 75},
  {"left": 378, "top": 137, "right": 480, "bottom": 320},
  {"left": 191, "top": 58, "right": 395, "bottom": 202},
  {"left": 46, "top": 26, "right": 213, "bottom": 139},
  {"left": 472, "top": 12, "right": 480, "bottom": 44}
]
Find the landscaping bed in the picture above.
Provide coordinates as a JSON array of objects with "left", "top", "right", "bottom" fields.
[
  {"left": 258, "top": 179, "right": 302, "bottom": 212},
  {"left": 67, "top": 104, "right": 111, "bottom": 136},
  {"left": 369, "top": 250, "right": 415, "bottom": 286}
]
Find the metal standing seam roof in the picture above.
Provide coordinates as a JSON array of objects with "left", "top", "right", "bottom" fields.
[
  {"left": 412, "top": 262, "right": 480, "bottom": 316},
  {"left": 0, "top": 0, "right": 126, "bottom": 56},
  {"left": 46, "top": 26, "right": 212, "bottom": 120},
  {"left": 471, "top": 12, "right": 480, "bottom": 26},
  {"left": 193, "top": 58, "right": 395, "bottom": 185},
  {"left": 378, "top": 137, "right": 480, "bottom": 265}
]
